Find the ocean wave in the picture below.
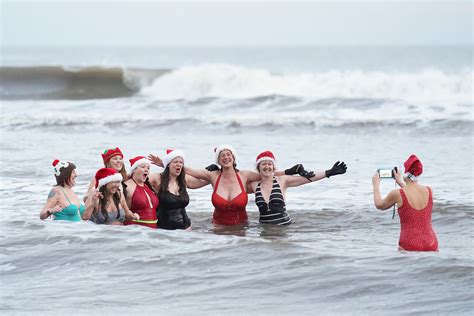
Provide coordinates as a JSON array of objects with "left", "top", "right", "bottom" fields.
[
  {"left": 1, "top": 64, "right": 472, "bottom": 105},
  {"left": 0, "top": 66, "right": 168, "bottom": 100},
  {"left": 141, "top": 64, "right": 473, "bottom": 104}
]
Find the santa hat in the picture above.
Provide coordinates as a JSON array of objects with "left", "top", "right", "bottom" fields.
[
  {"left": 214, "top": 145, "right": 237, "bottom": 164},
  {"left": 129, "top": 156, "right": 150, "bottom": 173},
  {"left": 163, "top": 149, "right": 185, "bottom": 169},
  {"left": 52, "top": 159, "right": 70, "bottom": 176},
  {"left": 255, "top": 151, "right": 276, "bottom": 168},
  {"left": 404, "top": 154, "right": 423, "bottom": 181},
  {"left": 101, "top": 147, "right": 123, "bottom": 164},
  {"left": 95, "top": 168, "right": 123, "bottom": 189}
]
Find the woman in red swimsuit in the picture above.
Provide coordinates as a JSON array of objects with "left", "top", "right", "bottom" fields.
[
  {"left": 123, "top": 156, "right": 159, "bottom": 228},
  {"left": 372, "top": 154, "right": 439, "bottom": 251}
]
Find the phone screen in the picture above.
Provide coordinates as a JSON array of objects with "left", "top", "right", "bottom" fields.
[{"left": 378, "top": 169, "right": 393, "bottom": 178}]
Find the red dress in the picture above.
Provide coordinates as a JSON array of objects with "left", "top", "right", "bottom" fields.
[
  {"left": 124, "top": 181, "right": 159, "bottom": 228},
  {"left": 211, "top": 172, "right": 248, "bottom": 225},
  {"left": 398, "top": 187, "right": 438, "bottom": 251}
]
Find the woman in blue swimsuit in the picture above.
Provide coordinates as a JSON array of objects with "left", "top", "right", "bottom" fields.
[{"left": 39, "top": 160, "right": 85, "bottom": 222}]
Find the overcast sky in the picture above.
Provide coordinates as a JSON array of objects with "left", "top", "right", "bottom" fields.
[{"left": 1, "top": 1, "right": 472, "bottom": 47}]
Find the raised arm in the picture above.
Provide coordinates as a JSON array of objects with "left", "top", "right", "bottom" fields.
[
  {"left": 185, "top": 167, "right": 214, "bottom": 182},
  {"left": 83, "top": 177, "right": 97, "bottom": 202},
  {"left": 372, "top": 172, "right": 401, "bottom": 210},
  {"left": 82, "top": 189, "right": 101, "bottom": 220},
  {"left": 185, "top": 175, "right": 211, "bottom": 189},
  {"left": 284, "top": 161, "right": 347, "bottom": 188}
]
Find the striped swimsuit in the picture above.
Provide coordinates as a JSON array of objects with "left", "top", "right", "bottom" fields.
[{"left": 255, "top": 177, "right": 292, "bottom": 225}]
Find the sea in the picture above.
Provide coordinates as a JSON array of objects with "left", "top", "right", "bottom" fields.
[{"left": 0, "top": 46, "right": 473, "bottom": 315}]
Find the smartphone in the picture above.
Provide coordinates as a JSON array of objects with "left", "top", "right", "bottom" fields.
[{"left": 378, "top": 169, "right": 394, "bottom": 179}]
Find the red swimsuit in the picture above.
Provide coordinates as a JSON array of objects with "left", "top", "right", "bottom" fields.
[
  {"left": 211, "top": 172, "right": 248, "bottom": 225},
  {"left": 398, "top": 187, "right": 438, "bottom": 251},
  {"left": 124, "top": 181, "right": 159, "bottom": 228}
]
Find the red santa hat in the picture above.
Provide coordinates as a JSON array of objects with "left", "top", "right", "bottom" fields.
[
  {"left": 95, "top": 168, "right": 123, "bottom": 189},
  {"left": 129, "top": 156, "right": 150, "bottom": 173},
  {"left": 404, "top": 154, "right": 423, "bottom": 181},
  {"left": 52, "top": 159, "right": 70, "bottom": 176},
  {"left": 255, "top": 150, "right": 276, "bottom": 168},
  {"left": 101, "top": 147, "right": 123, "bottom": 164},
  {"left": 214, "top": 145, "right": 237, "bottom": 164},
  {"left": 163, "top": 149, "right": 185, "bottom": 169}
]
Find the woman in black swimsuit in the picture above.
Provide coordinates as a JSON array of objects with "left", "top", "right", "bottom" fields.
[
  {"left": 148, "top": 150, "right": 209, "bottom": 230},
  {"left": 248, "top": 151, "right": 347, "bottom": 225}
]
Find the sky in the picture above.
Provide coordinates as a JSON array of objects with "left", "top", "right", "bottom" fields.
[{"left": 1, "top": 1, "right": 472, "bottom": 47}]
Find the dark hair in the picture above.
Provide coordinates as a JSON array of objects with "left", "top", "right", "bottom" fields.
[
  {"left": 55, "top": 162, "right": 76, "bottom": 187},
  {"left": 158, "top": 166, "right": 187, "bottom": 198},
  {"left": 96, "top": 185, "right": 121, "bottom": 222}
]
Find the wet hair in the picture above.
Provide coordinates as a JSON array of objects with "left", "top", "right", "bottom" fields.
[
  {"left": 55, "top": 162, "right": 76, "bottom": 187},
  {"left": 96, "top": 185, "right": 121, "bottom": 222},
  {"left": 158, "top": 166, "right": 187, "bottom": 198}
]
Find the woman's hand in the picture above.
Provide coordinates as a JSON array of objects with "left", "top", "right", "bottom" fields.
[
  {"left": 132, "top": 213, "right": 140, "bottom": 220},
  {"left": 372, "top": 172, "right": 381, "bottom": 187},
  {"left": 393, "top": 167, "right": 405, "bottom": 187},
  {"left": 88, "top": 189, "right": 102, "bottom": 202},
  {"left": 148, "top": 154, "right": 164, "bottom": 167},
  {"left": 48, "top": 205, "right": 62, "bottom": 215}
]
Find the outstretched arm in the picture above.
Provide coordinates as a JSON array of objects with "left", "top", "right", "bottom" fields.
[
  {"left": 185, "top": 167, "right": 214, "bottom": 182},
  {"left": 285, "top": 161, "right": 348, "bottom": 187},
  {"left": 185, "top": 175, "right": 211, "bottom": 189}
]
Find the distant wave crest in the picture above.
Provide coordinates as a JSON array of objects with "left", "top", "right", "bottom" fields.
[{"left": 141, "top": 64, "right": 472, "bottom": 105}]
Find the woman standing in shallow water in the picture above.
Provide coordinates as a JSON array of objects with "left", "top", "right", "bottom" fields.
[
  {"left": 123, "top": 156, "right": 159, "bottom": 228},
  {"left": 372, "top": 154, "right": 439, "bottom": 252},
  {"left": 82, "top": 168, "right": 140, "bottom": 225},
  {"left": 183, "top": 145, "right": 309, "bottom": 226},
  {"left": 148, "top": 149, "right": 209, "bottom": 230},
  {"left": 248, "top": 151, "right": 347, "bottom": 225},
  {"left": 39, "top": 159, "right": 85, "bottom": 221}
]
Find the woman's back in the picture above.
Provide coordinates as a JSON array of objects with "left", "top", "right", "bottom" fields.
[{"left": 398, "top": 186, "right": 438, "bottom": 251}]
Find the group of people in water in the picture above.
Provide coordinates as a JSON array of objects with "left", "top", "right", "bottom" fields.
[{"left": 39, "top": 146, "right": 438, "bottom": 252}]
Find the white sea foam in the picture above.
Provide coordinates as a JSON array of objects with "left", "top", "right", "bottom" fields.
[{"left": 141, "top": 64, "right": 473, "bottom": 105}]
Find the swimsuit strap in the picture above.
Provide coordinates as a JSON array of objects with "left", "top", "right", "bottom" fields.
[
  {"left": 214, "top": 172, "right": 223, "bottom": 191},
  {"left": 235, "top": 172, "right": 245, "bottom": 192},
  {"left": 60, "top": 187, "right": 73, "bottom": 205}
]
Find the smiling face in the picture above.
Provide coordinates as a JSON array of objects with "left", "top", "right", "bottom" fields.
[
  {"left": 258, "top": 160, "right": 274, "bottom": 177},
  {"left": 132, "top": 163, "right": 150, "bottom": 183},
  {"left": 105, "top": 180, "right": 121, "bottom": 194},
  {"left": 218, "top": 149, "right": 235, "bottom": 168},
  {"left": 168, "top": 157, "right": 184, "bottom": 177},
  {"left": 106, "top": 155, "right": 124, "bottom": 172}
]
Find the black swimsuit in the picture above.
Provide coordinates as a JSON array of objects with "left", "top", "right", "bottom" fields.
[
  {"left": 255, "top": 177, "right": 292, "bottom": 225},
  {"left": 157, "top": 190, "right": 191, "bottom": 230}
]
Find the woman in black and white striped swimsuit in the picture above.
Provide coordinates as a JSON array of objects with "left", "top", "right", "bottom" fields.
[
  {"left": 255, "top": 177, "right": 292, "bottom": 225},
  {"left": 249, "top": 151, "right": 347, "bottom": 225}
]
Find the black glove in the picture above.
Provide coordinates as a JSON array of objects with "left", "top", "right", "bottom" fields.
[
  {"left": 285, "top": 164, "right": 304, "bottom": 175},
  {"left": 205, "top": 164, "right": 220, "bottom": 172},
  {"left": 300, "top": 169, "right": 315, "bottom": 179},
  {"left": 325, "top": 161, "right": 347, "bottom": 178}
]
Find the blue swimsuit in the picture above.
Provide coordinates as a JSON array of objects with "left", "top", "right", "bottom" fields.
[{"left": 53, "top": 188, "right": 85, "bottom": 222}]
